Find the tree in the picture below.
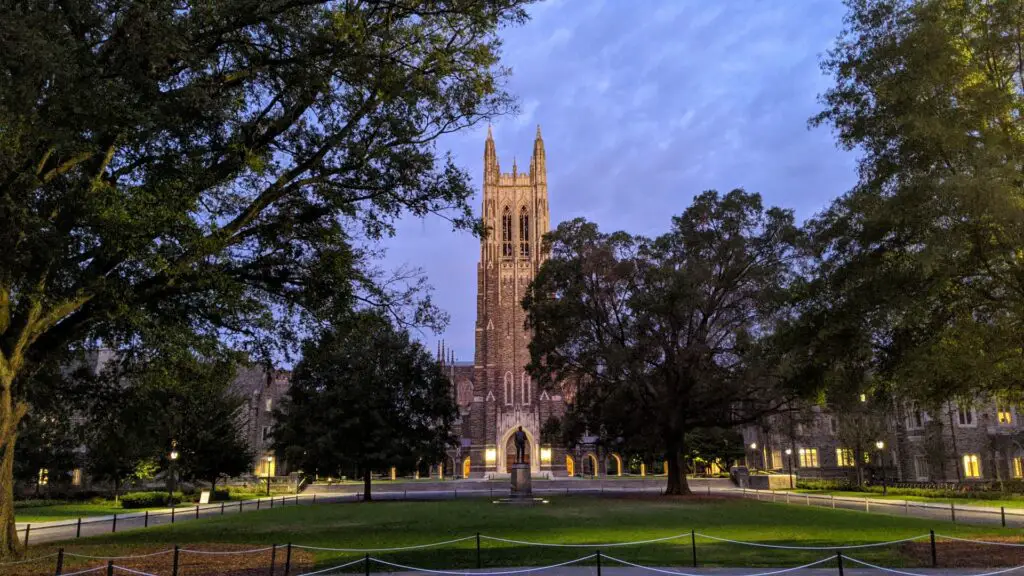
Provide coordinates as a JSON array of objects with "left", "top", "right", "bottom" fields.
[
  {"left": 272, "top": 311, "right": 458, "bottom": 500},
  {"left": 0, "top": 0, "right": 532, "bottom": 555},
  {"left": 685, "top": 427, "right": 745, "bottom": 475},
  {"left": 804, "top": 0, "right": 1024, "bottom": 409},
  {"left": 524, "top": 190, "right": 809, "bottom": 494}
]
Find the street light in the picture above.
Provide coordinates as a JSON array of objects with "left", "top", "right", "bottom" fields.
[
  {"left": 875, "top": 441, "right": 887, "bottom": 495},
  {"left": 265, "top": 455, "right": 274, "bottom": 496},
  {"left": 785, "top": 448, "right": 794, "bottom": 489},
  {"left": 168, "top": 440, "right": 179, "bottom": 508},
  {"left": 749, "top": 443, "right": 758, "bottom": 471}
]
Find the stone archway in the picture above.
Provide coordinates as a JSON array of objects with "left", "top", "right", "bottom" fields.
[
  {"left": 565, "top": 455, "right": 576, "bottom": 477},
  {"left": 462, "top": 457, "right": 471, "bottom": 479},
  {"left": 608, "top": 453, "right": 623, "bottom": 476},
  {"left": 504, "top": 433, "right": 531, "bottom": 471},
  {"left": 497, "top": 426, "right": 539, "bottom": 473}
]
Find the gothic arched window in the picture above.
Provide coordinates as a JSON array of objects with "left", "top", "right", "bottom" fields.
[
  {"left": 501, "top": 206, "right": 513, "bottom": 257},
  {"left": 519, "top": 206, "right": 530, "bottom": 257},
  {"left": 520, "top": 372, "right": 531, "bottom": 405},
  {"left": 503, "top": 371, "right": 514, "bottom": 406}
]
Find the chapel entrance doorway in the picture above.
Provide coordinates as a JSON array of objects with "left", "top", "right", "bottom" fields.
[{"left": 505, "top": 434, "right": 530, "bottom": 470}]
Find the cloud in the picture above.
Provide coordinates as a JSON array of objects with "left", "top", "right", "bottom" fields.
[{"left": 380, "top": 0, "right": 858, "bottom": 360}]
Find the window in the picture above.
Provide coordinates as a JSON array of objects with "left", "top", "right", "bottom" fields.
[
  {"left": 519, "top": 206, "right": 530, "bottom": 257},
  {"left": 914, "top": 456, "right": 930, "bottom": 481},
  {"left": 836, "top": 448, "right": 855, "bottom": 468},
  {"left": 798, "top": 448, "right": 819, "bottom": 468},
  {"left": 265, "top": 398, "right": 273, "bottom": 412},
  {"left": 907, "top": 402, "right": 926, "bottom": 430},
  {"left": 828, "top": 417, "right": 837, "bottom": 434},
  {"left": 503, "top": 371, "right": 514, "bottom": 406},
  {"left": 1013, "top": 457, "right": 1023, "bottom": 479},
  {"left": 38, "top": 468, "right": 49, "bottom": 486},
  {"left": 501, "top": 206, "right": 513, "bottom": 257},
  {"left": 520, "top": 372, "right": 531, "bottom": 405},
  {"left": 71, "top": 468, "right": 82, "bottom": 487},
  {"left": 262, "top": 426, "right": 271, "bottom": 441},
  {"left": 770, "top": 450, "right": 782, "bottom": 469},
  {"left": 963, "top": 454, "right": 981, "bottom": 478},
  {"left": 958, "top": 406, "right": 976, "bottom": 427},
  {"left": 997, "top": 404, "right": 1013, "bottom": 425},
  {"left": 795, "top": 423, "right": 804, "bottom": 435}
]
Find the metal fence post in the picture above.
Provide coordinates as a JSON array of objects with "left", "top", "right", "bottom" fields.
[
  {"left": 950, "top": 503, "right": 955, "bottom": 523},
  {"left": 171, "top": 506, "right": 176, "bottom": 524},
  {"left": 364, "top": 553, "right": 370, "bottom": 576},
  {"left": 1001, "top": 506, "right": 1006, "bottom": 527},
  {"left": 23, "top": 524, "right": 30, "bottom": 550},
  {"left": 106, "top": 560, "right": 113, "bottom": 576},
  {"left": 76, "top": 518, "right": 82, "bottom": 538},
  {"left": 930, "top": 530, "right": 937, "bottom": 567},
  {"left": 144, "top": 510, "right": 149, "bottom": 528},
  {"left": 195, "top": 505, "right": 199, "bottom": 519},
  {"left": 269, "top": 543, "right": 277, "bottom": 576},
  {"left": 691, "top": 529, "right": 697, "bottom": 567},
  {"left": 476, "top": 533, "right": 482, "bottom": 569},
  {"left": 284, "top": 543, "right": 293, "bottom": 576},
  {"left": 55, "top": 547, "right": 64, "bottom": 575},
  {"left": 112, "top": 513, "right": 117, "bottom": 533},
  {"left": 172, "top": 545, "right": 180, "bottom": 576},
  {"left": 837, "top": 551, "right": 844, "bottom": 576},
  {"left": 596, "top": 550, "right": 602, "bottom": 576},
  {"left": 221, "top": 502, "right": 226, "bottom": 515}
]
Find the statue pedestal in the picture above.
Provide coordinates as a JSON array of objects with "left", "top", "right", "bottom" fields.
[{"left": 510, "top": 463, "right": 532, "bottom": 497}]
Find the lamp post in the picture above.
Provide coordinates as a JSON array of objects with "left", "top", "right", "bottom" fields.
[
  {"left": 265, "top": 455, "right": 274, "bottom": 496},
  {"left": 168, "top": 440, "right": 179, "bottom": 507},
  {"left": 875, "top": 440, "right": 887, "bottom": 495},
  {"left": 785, "top": 448, "right": 794, "bottom": 489},
  {"left": 749, "top": 443, "right": 759, "bottom": 471}
]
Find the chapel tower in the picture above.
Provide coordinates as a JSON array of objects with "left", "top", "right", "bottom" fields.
[{"left": 463, "top": 126, "right": 566, "bottom": 476}]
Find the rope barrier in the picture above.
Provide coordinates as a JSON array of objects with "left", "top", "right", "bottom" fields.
[
  {"left": 480, "top": 533, "right": 690, "bottom": 548},
  {"left": 601, "top": 553, "right": 835, "bottom": 576},
  {"left": 178, "top": 546, "right": 275, "bottom": 555},
  {"left": 295, "top": 557, "right": 368, "bottom": 576},
  {"left": 369, "top": 553, "right": 597, "bottom": 575},
  {"left": 112, "top": 565, "right": 162, "bottom": 576},
  {"left": 936, "top": 534, "right": 1024, "bottom": 547},
  {"left": 294, "top": 535, "right": 476, "bottom": 552},
  {"left": 695, "top": 532, "right": 929, "bottom": 550},
  {"left": 844, "top": 555, "right": 1024, "bottom": 576},
  {"left": 65, "top": 549, "right": 175, "bottom": 560}
]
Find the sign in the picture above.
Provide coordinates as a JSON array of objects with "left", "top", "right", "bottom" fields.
[{"left": 199, "top": 490, "right": 211, "bottom": 504}]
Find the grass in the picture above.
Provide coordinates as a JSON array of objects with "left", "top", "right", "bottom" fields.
[
  {"left": 793, "top": 489, "right": 1024, "bottom": 509},
  {"left": 17, "top": 494, "right": 1023, "bottom": 573},
  {"left": 15, "top": 489, "right": 297, "bottom": 523}
]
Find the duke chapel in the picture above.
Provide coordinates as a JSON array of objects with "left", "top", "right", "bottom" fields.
[{"left": 440, "top": 126, "right": 575, "bottom": 478}]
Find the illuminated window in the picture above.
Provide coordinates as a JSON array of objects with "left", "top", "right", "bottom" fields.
[
  {"left": 265, "top": 398, "right": 273, "bottom": 412},
  {"left": 798, "top": 448, "right": 819, "bottom": 468},
  {"left": 1013, "top": 457, "right": 1023, "bottom": 479},
  {"left": 907, "top": 401, "right": 926, "bottom": 430},
  {"left": 71, "top": 468, "right": 82, "bottom": 486},
  {"left": 914, "top": 456, "right": 929, "bottom": 481},
  {"left": 997, "top": 404, "right": 1013, "bottom": 425},
  {"left": 485, "top": 448, "right": 497, "bottom": 464},
  {"left": 859, "top": 394, "right": 866, "bottom": 403},
  {"left": 962, "top": 454, "right": 981, "bottom": 478},
  {"left": 38, "top": 468, "right": 49, "bottom": 486},
  {"left": 540, "top": 447, "right": 552, "bottom": 465},
  {"left": 836, "top": 448, "right": 855, "bottom": 468},
  {"left": 501, "top": 206, "right": 513, "bottom": 257}
]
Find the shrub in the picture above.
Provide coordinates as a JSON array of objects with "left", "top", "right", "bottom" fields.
[
  {"left": 120, "top": 491, "right": 184, "bottom": 508},
  {"left": 797, "top": 479, "right": 856, "bottom": 491}
]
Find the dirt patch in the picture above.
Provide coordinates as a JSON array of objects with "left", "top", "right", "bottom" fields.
[
  {"left": 4, "top": 543, "right": 317, "bottom": 576},
  {"left": 900, "top": 537, "right": 1024, "bottom": 567}
]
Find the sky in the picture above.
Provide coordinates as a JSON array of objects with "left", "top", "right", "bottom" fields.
[{"left": 381, "top": 0, "right": 860, "bottom": 363}]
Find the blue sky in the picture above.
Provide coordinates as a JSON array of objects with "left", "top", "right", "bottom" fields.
[{"left": 381, "top": 0, "right": 858, "bottom": 362}]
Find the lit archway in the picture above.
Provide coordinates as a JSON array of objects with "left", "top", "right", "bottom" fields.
[
  {"left": 462, "top": 457, "right": 471, "bottom": 478},
  {"left": 565, "top": 455, "right": 576, "bottom": 477},
  {"left": 497, "top": 426, "right": 539, "bottom": 473},
  {"left": 608, "top": 453, "right": 623, "bottom": 476},
  {"left": 583, "top": 453, "right": 599, "bottom": 477}
]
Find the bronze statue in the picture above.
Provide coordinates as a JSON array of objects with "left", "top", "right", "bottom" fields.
[{"left": 513, "top": 426, "right": 527, "bottom": 464}]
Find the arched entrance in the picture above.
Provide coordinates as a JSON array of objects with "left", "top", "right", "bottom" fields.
[
  {"left": 462, "top": 457, "right": 471, "bottom": 478},
  {"left": 608, "top": 454, "right": 623, "bottom": 476},
  {"left": 505, "top": 433, "right": 531, "bottom": 470},
  {"left": 566, "top": 455, "right": 576, "bottom": 477},
  {"left": 582, "top": 453, "right": 598, "bottom": 476}
]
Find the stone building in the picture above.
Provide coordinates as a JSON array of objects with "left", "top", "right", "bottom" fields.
[
  {"left": 229, "top": 364, "right": 291, "bottom": 477},
  {"left": 439, "top": 127, "right": 624, "bottom": 479},
  {"left": 742, "top": 396, "right": 1024, "bottom": 484}
]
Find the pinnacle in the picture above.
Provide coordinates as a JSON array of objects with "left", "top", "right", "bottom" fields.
[
  {"left": 487, "top": 124, "right": 493, "bottom": 140},
  {"left": 536, "top": 124, "right": 542, "bottom": 139}
]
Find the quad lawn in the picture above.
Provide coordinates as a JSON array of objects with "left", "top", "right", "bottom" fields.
[
  {"left": 15, "top": 491, "right": 296, "bottom": 523},
  {"left": 7, "top": 494, "right": 1023, "bottom": 575},
  {"left": 793, "top": 489, "right": 1024, "bottom": 509}
]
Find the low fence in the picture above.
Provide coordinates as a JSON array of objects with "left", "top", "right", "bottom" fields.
[
  {"left": 16, "top": 484, "right": 678, "bottom": 548},
  {"left": 733, "top": 487, "right": 1024, "bottom": 528},
  {"left": 3, "top": 531, "right": 1023, "bottom": 576}
]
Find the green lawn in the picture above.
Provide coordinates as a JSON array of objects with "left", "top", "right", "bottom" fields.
[
  {"left": 15, "top": 491, "right": 297, "bottom": 523},
  {"left": 794, "top": 489, "right": 1024, "bottom": 509},
  {"left": 21, "top": 495, "right": 1023, "bottom": 573}
]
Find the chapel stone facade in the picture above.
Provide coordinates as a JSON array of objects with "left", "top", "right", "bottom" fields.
[{"left": 444, "top": 127, "right": 570, "bottom": 478}]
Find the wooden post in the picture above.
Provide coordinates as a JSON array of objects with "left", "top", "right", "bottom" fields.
[
  {"left": 55, "top": 548, "right": 64, "bottom": 576},
  {"left": 23, "top": 524, "right": 30, "bottom": 550}
]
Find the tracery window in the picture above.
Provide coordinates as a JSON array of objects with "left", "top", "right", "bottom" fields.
[
  {"left": 501, "top": 206, "right": 513, "bottom": 257},
  {"left": 519, "top": 206, "right": 530, "bottom": 257}
]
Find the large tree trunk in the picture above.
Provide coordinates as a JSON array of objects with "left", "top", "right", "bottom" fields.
[
  {"left": 362, "top": 467, "right": 372, "bottom": 502},
  {"left": 0, "top": 370, "right": 26, "bottom": 559},
  {"left": 664, "top": 439, "right": 691, "bottom": 495}
]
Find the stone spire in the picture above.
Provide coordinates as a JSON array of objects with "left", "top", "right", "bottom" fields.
[
  {"left": 531, "top": 124, "right": 546, "bottom": 184},
  {"left": 484, "top": 124, "right": 498, "bottom": 184}
]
